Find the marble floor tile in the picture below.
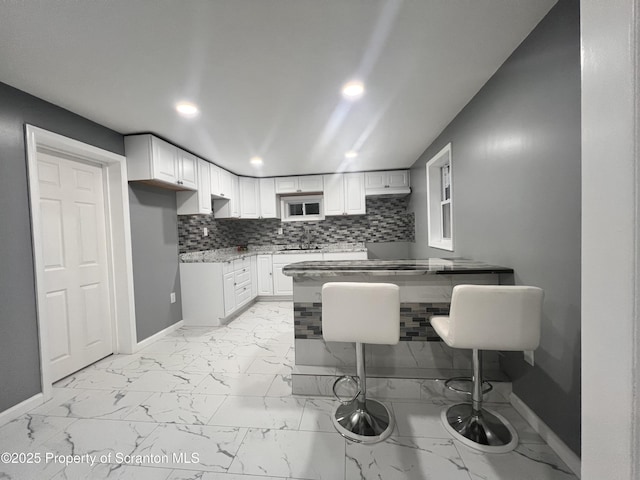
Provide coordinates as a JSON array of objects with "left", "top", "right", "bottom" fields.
[
  {"left": 120, "top": 354, "right": 197, "bottom": 372},
  {"left": 184, "top": 354, "right": 256, "bottom": 374},
  {"left": 124, "top": 392, "right": 226, "bottom": 425},
  {"left": 193, "top": 373, "right": 276, "bottom": 396},
  {"left": 124, "top": 371, "right": 207, "bottom": 393},
  {"left": 42, "top": 418, "right": 158, "bottom": 460},
  {"left": 88, "top": 354, "right": 141, "bottom": 370},
  {"left": 55, "top": 368, "right": 142, "bottom": 390},
  {"left": 456, "top": 442, "right": 577, "bottom": 479},
  {"left": 0, "top": 414, "right": 76, "bottom": 451},
  {"left": 230, "top": 342, "right": 291, "bottom": 357},
  {"left": 392, "top": 401, "right": 452, "bottom": 439},
  {"left": 167, "top": 470, "right": 288, "bottom": 480},
  {"left": 264, "top": 374, "right": 293, "bottom": 397},
  {"left": 298, "top": 397, "right": 336, "bottom": 433},
  {"left": 0, "top": 455, "right": 66, "bottom": 480},
  {"left": 245, "top": 355, "right": 292, "bottom": 375},
  {"left": 228, "top": 429, "right": 345, "bottom": 480},
  {"left": 134, "top": 424, "right": 248, "bottom": 472},
  {"left": 29, "top": 389, "right": 152, "bottom": 420},
  {"left": 208, "top": 396, "right": 305, "bottom": 430},
  {"left": 346, "top": 437, "right": 471, "bottom": 480},
  {"left": 51, "top": 463, "right": 172, "bottom": 480}
]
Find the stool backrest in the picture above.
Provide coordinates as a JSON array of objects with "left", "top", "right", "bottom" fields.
[
  {"left": 447, "top": 285, "right": 543, "bottom": 350},
  {"left": 322, "top": 282, "right": 400, "bottom": 345}
]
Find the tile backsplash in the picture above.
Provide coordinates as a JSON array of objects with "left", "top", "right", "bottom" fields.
[{"left": 178, "top": 197, "right": 414, "bottom": 254}]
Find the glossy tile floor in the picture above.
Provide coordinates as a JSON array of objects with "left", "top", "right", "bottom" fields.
[{"left": 0, "top": 301, "right": 577, "bottom": 479}]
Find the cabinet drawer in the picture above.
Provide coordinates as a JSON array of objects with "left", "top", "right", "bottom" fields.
[
  {"left": 235, "top": 285, "right": 252, "bottom": 306},
  {"left": 235, "top": 269, "right": 251, "bottom": 285},
  {"left": 233, "top": 257, "right": 250, "bottom": 271}
]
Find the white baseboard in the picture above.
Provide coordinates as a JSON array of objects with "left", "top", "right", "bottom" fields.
[
  {"left": 135, "top": 320, "right": 184, "bottom": 352},
  {"left": 510, "top": 393, "right": 581, "bottom": 478},
  {"left": 0, "top": 393, "right": 44, "bottom": 428}
]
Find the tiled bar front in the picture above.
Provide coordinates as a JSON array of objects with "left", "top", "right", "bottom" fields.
[{"left": 283, "top": 260, "right": 514, "bottom": 397}]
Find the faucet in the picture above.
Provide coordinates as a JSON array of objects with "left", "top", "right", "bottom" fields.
[{"left": 301, "top": 226, "right": 314, "bottom": 249}]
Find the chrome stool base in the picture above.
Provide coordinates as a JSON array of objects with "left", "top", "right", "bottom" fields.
[
  {"left": 442, "top": 403, "right": 518, "bottom": 453},
  {"left": 332, "top": 398, "right": 394, "bottom": 444}
]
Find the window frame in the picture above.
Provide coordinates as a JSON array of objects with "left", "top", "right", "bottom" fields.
[
  {"left": 426, "top": 143, "right": 454, "bottom": 251},
  {"left": 280, "top": 194, "right": 325, "bottom": 222}
]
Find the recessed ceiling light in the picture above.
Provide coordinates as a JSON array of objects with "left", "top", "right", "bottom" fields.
[
  {"left": 345, "top": 150, "right": 358, "bottom": 159},
  {"left": 341, "top": 81, "right": 365, "bottom": 99},
  {"left": 250, "top": 156, "right": 264, "bottom": 166},
  {"left": 175, "top": 102, "right": 199, "bottom": 117}
]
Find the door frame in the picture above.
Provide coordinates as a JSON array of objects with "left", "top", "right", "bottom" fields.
[{"left": 25, "top": 125, "right": 137, "bottom": 401}]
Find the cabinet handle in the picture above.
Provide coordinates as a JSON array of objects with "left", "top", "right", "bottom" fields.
[
  {"left": 269, "top": 272, "right": 272, "bottom": 276},
  {"left": 234, "top": 282, "right": 237, "bottom": 286},
  {"left": 177, "top": 180, "right": 183, "bottom": 185},
  {"left": 384, "top": 185, "right": 390, "bottom": 188},
  {"left": 221, "top": 193, "right": 225, "bottom": 197},
  {"left": 296, "top": 189, "right": 302, "bottom": 192}
]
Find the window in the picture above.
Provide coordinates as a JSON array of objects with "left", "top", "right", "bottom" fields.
[
  {"left": 280, "top": 195, "right": 324, "bottom": 222},
  {"left": 426, "top": 143, "right": 453, "bottom": 251}
]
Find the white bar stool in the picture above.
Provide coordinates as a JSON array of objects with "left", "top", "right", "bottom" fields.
[
  {"left": 431, "top": 284, "right": 543, "bottom": 453},
  {"left": 322, "top": 282, "right": 400, "bottom": 444}
]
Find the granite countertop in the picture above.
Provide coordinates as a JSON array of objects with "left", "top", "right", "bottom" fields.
[
  {"left": 282, "top": 258, "right": 514, "bottom": 277},
  {"left": 180, "top": 242, "right": 367, "bottom": 263}
]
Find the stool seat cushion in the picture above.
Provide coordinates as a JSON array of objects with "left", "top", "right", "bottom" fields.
[
  {"left": 430, "top": 285, "right": 543, "bottom": 351},
  {"left": 322, "top": 282, "right": 400, "bottom": 345}
]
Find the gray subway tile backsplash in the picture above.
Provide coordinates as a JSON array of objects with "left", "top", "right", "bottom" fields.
[{"left": 178, "top": 197, "right": 414, "bottom": 253}]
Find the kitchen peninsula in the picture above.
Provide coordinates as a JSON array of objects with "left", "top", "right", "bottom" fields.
[{"left": 282, "top": 258, "right": 514, "bottom": 397}]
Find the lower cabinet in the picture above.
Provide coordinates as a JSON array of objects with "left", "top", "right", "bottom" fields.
[{"left": 180, "top": 250, "right": 369, "bottom": 325}]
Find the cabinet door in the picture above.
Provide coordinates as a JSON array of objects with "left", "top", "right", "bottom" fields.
[
  {"left": 272, "top": 264, "right": 292, "bottom": 295},
  {"left": 197, "top": 160, "right": 212, "bottom": 214},
  {"left": 258, "top": 177, "right": 278, "bottom": 218},
  {"left": 364, "top": 171, "right": 386, "bottom": 190},
  {"left": 178, "top": 151, "right": 198, "bottom": 190},
  {"left": 229, "top": 174, "right": 240, "bottom": 217},
  {"left": 275, "top": 176, "right": 298, "bottom": 194},
  {"left": 299, "top": 175, "right": 323, "bottom": 192},
  {"left": 323, "top": 174, "right": 345, "bottom": 216},
  {"left": 223, "top": 271, "right": 236, "bottom": 316},
  {"left": 257, "top": 255, "right": 273, "bottom": 296},
  {"left": 387, "top": 170, "right": 410, "bottom": 188},
  {"left": 151, "top": 137, "right": 178, "bottom": 184},
  {"left": 239, "top": 177, "right": 259, "bottom": 218},
  {"left": 250, "top": 255, "right": 258, "bottom": 298},
  {"left": 210, "top": 164, "right": 222, "bottom": 197},
  {"left": 219, "top": 169, "right": 232, "bottom": 198},
  {"left": 344, "top": 173, "right": 366, "bottom": 215}
]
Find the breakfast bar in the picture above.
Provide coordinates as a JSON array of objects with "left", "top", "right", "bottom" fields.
[{"left": 282, "top": 258, "right": 514, "bottom": 396}]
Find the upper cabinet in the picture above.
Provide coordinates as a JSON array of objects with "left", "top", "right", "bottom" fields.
[
  {"left": 275, "top": 175, "right": 323, "bottom": 194},
  {"left": 125, "top": 134, "right": 197, "bottom": 191},
  {"left": 238, "top": 177, "right": 259, "bottom": 219},
  {"left": 213, "top": 172, "right": 240, "bottom": 218},
  {"left": 258, "top": 177, "right": 279, "bottom": 218},
  {"left": 177, "top": 158, "right": 212, "bottom": 215},
  {"left": 364, "top": 170, "right": 410, "bottom": 196},
  {"left": 323, "top": 172, "right": 366, "bottom": 216}
]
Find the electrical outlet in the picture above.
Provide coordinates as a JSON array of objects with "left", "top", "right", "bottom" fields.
[
  {"left": 277, "top": 227, "right": 283, "bottom": 235},
  {"left": 170, "top": 292, "right": 176, "bottom": 304},
  {"left": 524, "top": 350, "right": 534, "bottom": 366},
  {"left": 203, "top": 227, "right": 208, "bottom": 237}
]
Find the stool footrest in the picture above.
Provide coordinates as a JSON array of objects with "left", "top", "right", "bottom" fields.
[{"left": 444, "top": 377, "right": 493, "bottom": 396}]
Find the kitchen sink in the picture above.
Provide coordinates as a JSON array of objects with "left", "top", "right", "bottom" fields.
[{"left": 281, "top": 246, "right": 322, "bottom": 251}]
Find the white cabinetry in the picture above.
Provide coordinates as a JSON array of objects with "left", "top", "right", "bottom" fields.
[
  {"left": 364, "top": 170, "right": 410, "bottom": 196},
  {"left": 213, "top": 173, "right": 240, "bottom": 218},
  {"left": 259, "top": 177, "right": 278, "bottom": 218},
  {"left": 180, "top": 256, "right": 258, "bottom": 326},
  {"left": 272, "top": 252, "right": 323, "bottom": 296},
  {"left": 210, "top": 164, "right": 222, "bottom": 197},
  {"left": 239, "top": 177, "right": 259, "bottom": 218},
  {"left": 125, "top": 134, "right": 197, "bottom": 190},
  {"left": 257, "top": 255, "right": 274, "bottom": 295},
  {"left": 251, "top": 255, "right": 258, "bottom": 297},
  {"left": 275, "top": 175, "right": 323, "bottom": 194},
  {"left": 176, "top": 158, "right": 212, "bottom": 215},
  {"left": 323, "top": 172, "right": 366, "bottom": 216}
]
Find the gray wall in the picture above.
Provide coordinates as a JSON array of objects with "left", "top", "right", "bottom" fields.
[
  {"left": 129, "top": 184, "right": 183, "bottom": 341},
  {"left": 0, "top": 82, "right": 124, "bottom": 412},
  {"left": 409, "top": 0, "right": 581, "bottom": 454}
]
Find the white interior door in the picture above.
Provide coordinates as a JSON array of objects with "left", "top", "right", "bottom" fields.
[{"left": 37, "top": 150, "right": 114, "bottom": 381}]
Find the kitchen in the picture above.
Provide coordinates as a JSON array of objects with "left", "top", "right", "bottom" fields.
[{"left": 0, "top": 0, "right": 637, "bottom": 479}]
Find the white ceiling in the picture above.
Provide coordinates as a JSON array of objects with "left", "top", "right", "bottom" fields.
[{"left": 0, "top": 0, "right": 556, "bottom": 177}]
